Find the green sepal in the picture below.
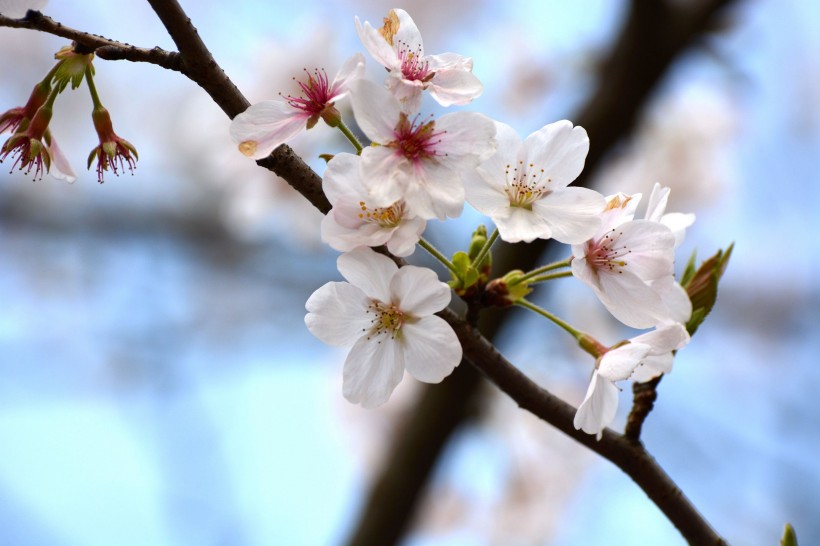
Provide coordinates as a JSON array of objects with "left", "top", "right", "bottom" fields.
[{"left": 447, "top": 251, "right": 478, "bottom": 291}]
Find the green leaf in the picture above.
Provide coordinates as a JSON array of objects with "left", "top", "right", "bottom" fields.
[
  {"left": 683, "top": 243, "right": 733, "bottom": 336},
  {"left": 680, "top": 250, "right": 698, "bottom": 287}
]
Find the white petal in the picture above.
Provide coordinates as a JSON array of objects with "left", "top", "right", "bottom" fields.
[
  {"left": 435, "top": 112, "right": 496, "bottom": 162},
  {"left": 531, "top": 187, "right": 605, "bottom": 244},
  {"left": 644, "top": 183, "right": 670, "bottom": 222},
  {"left": 463, "top": 122, "right": 522, "bottom": 214},
  {"left": 229, "top": 101, "right": 308, "bottom": 159},
  {"left": 305, "top": 282, "right": 371, "bottom": 346},
  {"left": 650, "top": 276, "right": 693, "bottom": 324},
  {"left": 391, "top": 266, "right": 451, "bottom": 316},
  {"left": 354, "top": 16, "right": 401, "bottom": 71},
  {"left": 46, "top": 135, "right": 77, "bottom": 183},
  {"left": 595, "top": 269, "right": 669, "bottom": 329},
  {"left": 342, "top": 334, "right": 405, "bottom": 407},
  {"left": 322, "top": 153, "right": 365, "bottom": 205},
  {"left": 631, "top": 353, "right": 674, "bottom": 383},
  {"left": 330, "top": 52, "right": 366, "bottom": 99},
  {"left": 522, "top": 121, "right": 589, "bottom": 188},
  {"left": 320, "top": 211, "right": 384, "bottom": 252},
  {"left": 428, "top": 68, "right": 483, "bottom": 106},
  {"left": 391, "top": 9, "right": 424, "bottom": 56},
  {"left": 359, "top": 146, "right": 405, "bottom": 205},
  {"left": 426, "top": 52, "right": 473, "bottom": 72},
  {"left": 385, "top": 217, "right": 426, "bottom": 257},
  {"left": 493, "top": 206, "right": 552, "bottom": 243},
  {"left": 386, "top": 74, "right": 424, "bottom": 114},
  {"left": 401, "top": 315, "right": 462, "bottom": 383},
  {"left": 617, "top": 220, "right": 677, "bottom": 281},
  {"left": 337, "top": 247, "right": 397, "bottom": 301},
  {"left": 598, "top": 343, "right": 651, "bottom": 382},
  {"left": 662, "top": 212, "right": 696, "bottom": 248},
  {"left": 402, "top": 162, "right": 465, "bottom": 220},
  {"left": 574, "top": 371, "right": 619, "bottom": 440},
  {"left": 349, "top": 79, "right": 402, "bottom": 144},
  {"left": 631, "top": 322, "right": 690, "bottom": 354},
  {"left": 463, "top": 167, "right": 511, "bottom": 216}
]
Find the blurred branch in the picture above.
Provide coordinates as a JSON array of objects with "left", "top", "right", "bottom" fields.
[
  {"left": 0, "top": 10, "right": 182, "bottom": 72},
  {"left": 1, "top": 1, "right": 735, "bottom": 544}
]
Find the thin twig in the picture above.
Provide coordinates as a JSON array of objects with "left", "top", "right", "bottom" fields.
[{"left": 0, "top": 11, "right": 182, "bottom": 72}]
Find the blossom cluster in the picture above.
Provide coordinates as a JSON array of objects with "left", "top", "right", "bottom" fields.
[
  {"left": 0, "top": 43, "right": 137, "bottom": 183},
  {"left": 231, "top": 8, "right": 699, "bottom": 437}
]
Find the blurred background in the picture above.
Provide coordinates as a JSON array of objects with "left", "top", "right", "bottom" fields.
[{"left": 0, "top": 1, "right": 818, "bottom": 545}]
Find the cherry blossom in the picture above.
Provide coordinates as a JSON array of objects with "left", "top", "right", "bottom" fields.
[
  {"left": 571, "top": 193, "right": 692, "bottom": 329},
  {"left": 463, "top": 120, "right": 605, "bottom": 243},
  {"left": 574, "top": 323, "right": 689, "bottom": 439},
  {"left": 349, "top": 78, "right": 495, "bottom": 220},
  {"left": 230, "top": 53, "right": 365, "bottom": 160},
  {"left": 305, "top": 247, "right": 461, "bottom": 407},
  {"left": 88, "top": 106, "right": 138, "bottom": 183},
  {"left": 356, "top": 8, "right": 482, "bottom": 112},
  {"left": 321, "top": 153, "right": 426, "bottom": 257}
]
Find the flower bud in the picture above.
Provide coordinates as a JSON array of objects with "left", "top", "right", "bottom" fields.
[{"left": 484, "top": 270, "right": 532, "bottom": 307}]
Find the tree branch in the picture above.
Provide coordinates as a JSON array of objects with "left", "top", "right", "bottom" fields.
[
  {"left": 0, "top": 2, "right": 735, "bottom": 544},
  {"left": 0, "top": 10, "right": 182, "bottom": 72}
]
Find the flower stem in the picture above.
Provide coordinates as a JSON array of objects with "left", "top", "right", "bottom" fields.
[
  {"left": 40, "top": 62, "right": 62, "bottom": 88},
  {"left": 516, "top": 298, "right": 585, "bottom": 341},
  {"left": 525, "top": 271, "right": 573, "bottom": 284},
  {"left": 471, "top": 227, "right": 498, "bottom": 269},
  {"left": 515, "top": 256, "right": 573, "bottom": 284},
  {"left": 418, "top": 237, "right": 460, "bottom": 279},
  {"left": 337, "top": 120, "right": 363, "bottom": 154},
  {"left": 85, "top": 65, "right": 104, "bottom": 109}
]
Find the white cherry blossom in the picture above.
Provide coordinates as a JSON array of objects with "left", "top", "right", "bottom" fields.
[
  {"left": 305, "top": 247, "right": 461, "bottom": 407},
  {"left": 355, "top": 8, "right": 482, "bottom": 112},
  {"left": 464, "top": 120, "right": 605, "bottom": 243},
  {"left": 349, "top": 78, "right": 495, "bottom": 220},
  {"left": 571, "top": 193, "right": 692, "bottom": 329},
  {"left": 321, "top": 153, "right": 425, "bottom": 257},
  {"left": 230, "top": 53, "right": 365, "bottom": 160},
  {"left": 574, "top": 323, "right": 689, "bottom": 439}
]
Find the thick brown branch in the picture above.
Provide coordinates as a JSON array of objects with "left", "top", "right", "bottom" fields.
[
  {"left": 0, "top": 11, "right": 182, "bottom": 72},
  {"left": 145, "top": 0, "right": 248, "bottom": 119}
]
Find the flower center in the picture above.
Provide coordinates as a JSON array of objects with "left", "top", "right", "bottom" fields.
[
  {"left": 281, "top": 68, "right": 334, "bottom": 116},
  {"left": 391, "top": 112, "right": 444, "bottom": 161},
  {"left": 504, "top": 160, "right": 552, "bottom": 209},
  {"left": 586, "top": 228, "right": 631, "bottom": 274},
  {"left": 358, "top": 200, "right": 404, "bottom": 228},
  {"left": 365, "top": 300, "right": 405, "bottom": 340},
  {"left": 396, "top": 39, "right": 432, "bottom": 82}
]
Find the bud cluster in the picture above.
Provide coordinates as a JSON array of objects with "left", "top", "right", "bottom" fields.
[{"left": 0, "top": 42, "right": 138, "bottom": 183}]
